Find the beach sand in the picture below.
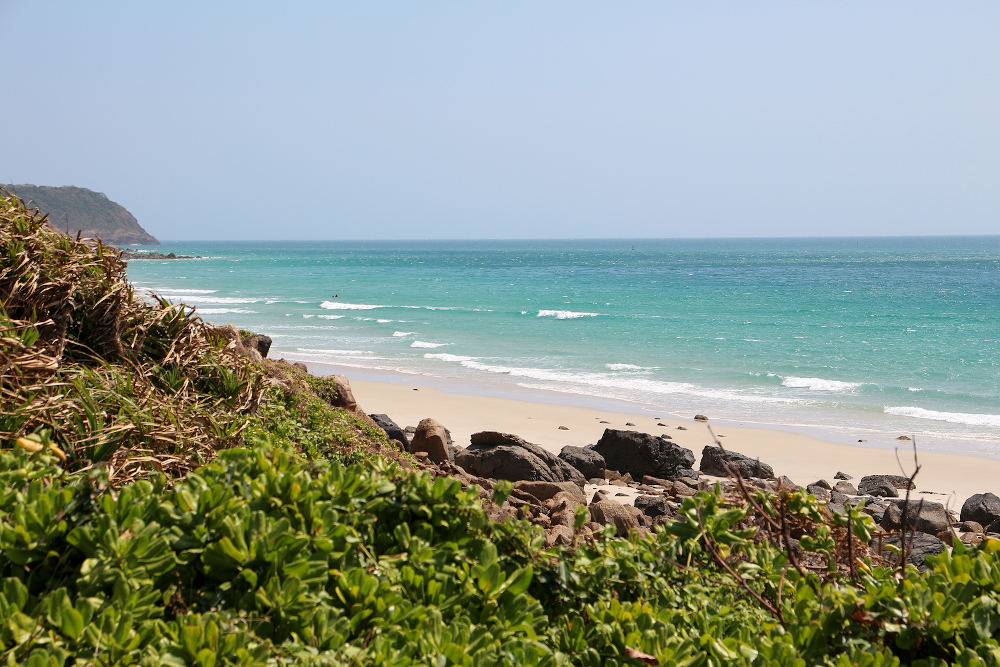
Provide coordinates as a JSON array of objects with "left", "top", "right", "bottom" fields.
[{"left": 341, "top": 377, "right": 999, "bottom": 510}]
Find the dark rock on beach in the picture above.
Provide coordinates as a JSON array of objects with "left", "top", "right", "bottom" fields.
[
  {"left": 369, "top": 413, "right": 409, "bottom": 451},
  {"left": 589, "top": 499, "right": 640, "bottom": 537},
  {"left": 881, "top": 500, "right": 952, "bottom": 536},
  {"left": 872, "top": 533, "right": 945, "bottom": 572},
  {"left": 558, "top": 445, "right": 606, "bottom": 480},
  {"left": 700, "top": 446, "right": 775, "bottom": 480},
  {"left": 634, "top": 495, "right": 670, "bottom": 519},
  {"left": 410, "top": 418, "right": 453, "bottom": 464},
  {"left": 833, "top": 480, "right": 858, "bottom": 496},
  {"left": 857, "top": 475, "right": 916, "bottom": 498},
  {"left": 593, "top": 429, "right": 696, "bottom": 481},
  {"left": 960, "top": 493, "right": 1000, "bottom": 527},
  {"left": 456, "top": 431, "right": 585, "bottom": 484}
]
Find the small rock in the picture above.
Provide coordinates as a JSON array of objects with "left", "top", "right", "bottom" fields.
[
  {"left": 676, "top": 426, "right": 687, "bottom": 430},
  {"left": 600, "top": 420, "right": 610, "bottom": 424},
  {"left": 776, "top": 475, "right": 802, "bottom": 491},
  {"left": 833, "top": 480, "right": 858, "bottom": 496},
  {"left": 657, "top": 422, "right": 667, "bottom": 427},
  {"left": 694, "top": 414, "right": 709, "bottom": 422},
  {"left": 896, "top": 435, "right": 912, "bottom": 441},
  {"left": 634, "top": 495, "right": 670, "bottom": 518},
  {"left": 806, "top": 484, "right": 831, "bottom": 501},
  {"left": 811, "top": 479, "right": 832, "bottom": 490},
  {"left": 959, "top": 520, "right": 984, "bottom": 534},
  {"left": 558, "top": 425, "right": 570, "bottom": 430},
  {"left": 834, "top": 471, "right": 853, "bottom": 481},
  {"left": 590, "top": 499, "right": 640, "bottom": 537},
  {"left": 625, "top": 422, "right": 636, "bottom": 427},
  {"left": 514, "top": 481, "right": 586, "bottom": 504}
]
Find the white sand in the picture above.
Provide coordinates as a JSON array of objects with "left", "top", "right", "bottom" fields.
[{"left": 344, "top": 377, "right": 1000, "bottom": 510}]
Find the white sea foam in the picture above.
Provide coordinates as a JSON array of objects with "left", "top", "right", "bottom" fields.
[
  {"left": 318, "top": 315, "right": 344, "bottom": 320},
  {"left": 302, "top": 314, "right": 315, "bottom": 319},
  {"left": 427, "top": 355, "right": 803, "bottom": 405},
  {"left": 150, "top": 287, "right": 217, "bottom": 294},
  {"left": 885, "top": 406, "right": 1000, "bottom": 427},
  {"left": 377, "top": 319, "right": 393, "bottom": 323},
  {"left": 297, "top": 348, "right": 374, "bottom": 357},
  {"left": 195, "top": 308, "right": 257, "bottom": 314},
  {"left": 411, "top": 341, "right": 449, "bottom": 348},
  {"left": 320, "top": 301, "right": 385, "bottom": 310},
  {"left": 537, "top": 309, "right": 599, "bottom": 319},
  {"left": 781, "top": 376, "right": 862, "bottom": 392},
  {"left": 424, "top": 353, "right": 476, "bottom": 362},
  {"left": 605, "top": 363, "right": 655, "bottom": 371},
  {"left": 161, "top": 295, "right": 259, "bottom": 304},
  {"left": 393, "top": 331, "right": 417, "bottom": 337}
]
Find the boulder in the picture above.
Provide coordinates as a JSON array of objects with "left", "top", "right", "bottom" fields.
[
  {"left": 327, "top": 374, "right": 359, "bottom": 412},
  {"left": 694, "top": 414, "right": 709, "bottom": 422},
  {"left": 960, "top": 493, "right": 1000, "bottom": 527},
  {"left": 859, "top": 475, "right": 915, "bottom": 494},
  {"left": 833, "top": 480, "right": 858, "bottom": 496},
  {"left": 514, "top": 481, "right": 586, "bottom": 505},
  {"left": 240, "top": 334, "right": 272, "bottom": 359},
  {"left": 369, "top": 413, "right": 409, "bottom": 451},
  {"left": 456, "top": 432, "right": 585, "bottom": 484},
  {"left": 634, "top": 495, "right": 670, "bottom": 519},
  {"left": 834, "top": 471, "right": 853, "bottom": 481},
  {"left": 811, "top": 479, "right": 832, "bottom": 490},
  {"left": 857, "top": 477, "right": 899, "bottom": 498},
  {"left": 881, "top": 500, "right": 952, "bottom": 535},
  {"left": 590, "top": 499, "right": 640, "bottom": 537},
  {"left": 872, "top": 533, "right": 945, "bottom": 572},
  {"left": 558, "top": 445, "right": 606, "bottom": 480},
  {"left": 776, "top": 475, "right": 802, "bottom": 491},
  {"left": 830, "top": 490, "right": 849, "bottom": 505},
  {"left": 700, "top": 446, "right": 775, "bottom": 480},
  {"left": 292, "top": 361, "right": 308, "bottom": 372},
  {"left": 410, "top": 418, "right": 452, "bottom": 464},
  {"left": 593, "top": 429, "right": 696, "bottom": 481}
]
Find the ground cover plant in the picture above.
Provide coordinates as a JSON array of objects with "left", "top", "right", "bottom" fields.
[{"left": 3, "top": 191, "right": 1000, "bottom": 665}]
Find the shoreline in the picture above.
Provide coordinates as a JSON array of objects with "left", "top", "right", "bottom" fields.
[{"left": 290, "top": 357, "right": 1000, "bottom": 506}]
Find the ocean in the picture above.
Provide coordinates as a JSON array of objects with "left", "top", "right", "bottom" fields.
[{"left": 125, "top": 238, "right": 1000, "bottom": 457}]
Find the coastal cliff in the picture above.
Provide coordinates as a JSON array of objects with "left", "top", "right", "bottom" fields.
[{"left": 4, "top": 184, "right": 158, "bottom": 245}]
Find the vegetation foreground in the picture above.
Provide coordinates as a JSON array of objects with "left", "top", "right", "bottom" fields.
[{"left": 3, "top": 192, "right": 1000, "bottom": 665}]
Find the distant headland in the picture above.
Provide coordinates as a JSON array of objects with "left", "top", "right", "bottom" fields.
[{"left": 3, "top": 184, "right": 158, "bottom": 246}]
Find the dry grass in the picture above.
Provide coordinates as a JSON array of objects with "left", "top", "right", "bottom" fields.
[{"left": 1, "top": 189, "right": 265, "bottom": 485}]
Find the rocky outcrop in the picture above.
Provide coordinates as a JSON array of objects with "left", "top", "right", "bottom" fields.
[
  {"left": 700, "top": 446, "right": 774, "bottom": 480},
  {"left": 410, "top": 418, "right": 453, "bottom": 464},
  {"left": 960, "top": 493, "right": 1000, "bottom": 527},
  {"left": 593, "top": 429, "right": 696, "bottom": 481},
  {"left": 240, "top": 334, "right": 272, "bottom": 359},
  {"left": 369, "top": 413, "right": 409, "bottom": 451},
  {"left": 456, "top": 432, "right": 585, "bottom": 484},
  {"left": 558, "top": 445, "right": 606, "bottom": 479}
]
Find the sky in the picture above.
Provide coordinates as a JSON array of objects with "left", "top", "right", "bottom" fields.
[{"left": 1, "top": 2, "right": 998, "bottom": 240}]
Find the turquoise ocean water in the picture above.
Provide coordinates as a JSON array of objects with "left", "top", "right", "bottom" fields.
[{"left": 125, "top": 238, "right": 1000, "bottom": 457}]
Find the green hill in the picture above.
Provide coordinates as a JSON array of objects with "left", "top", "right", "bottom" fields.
[{"left": 4, "top": 184, "right": 157, "bottom": 245}]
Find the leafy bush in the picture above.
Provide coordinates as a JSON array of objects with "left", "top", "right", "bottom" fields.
[{"left": 4, "top": 443, "right": 1000, "bottom": 665}]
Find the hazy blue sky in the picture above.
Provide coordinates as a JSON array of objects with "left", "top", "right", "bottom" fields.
[{"left": 2, "top": 2, "right": 998, "bottom": 240}]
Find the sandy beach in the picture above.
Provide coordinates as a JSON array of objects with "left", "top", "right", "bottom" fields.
[{"left": 327, "top": 374, "right": 1000, "bottom": 510}]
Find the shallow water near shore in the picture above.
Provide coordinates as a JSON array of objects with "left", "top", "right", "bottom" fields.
[{"left": 125, "top": 237, "right": 1000, "bottom": 457}]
